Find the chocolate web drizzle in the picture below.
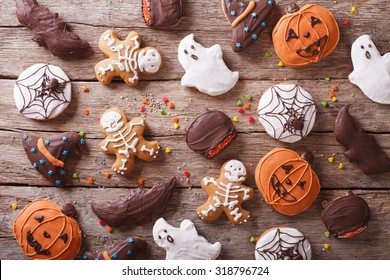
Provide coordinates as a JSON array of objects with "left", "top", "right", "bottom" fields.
[
  {"left": 15, "top": 64, "right": 70, "bottom": 119},
  {"left": 255, "top": 228, "right": 309, "bottom": 260}
]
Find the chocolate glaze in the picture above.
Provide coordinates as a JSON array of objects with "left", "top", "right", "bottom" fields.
[
  {"left": 22, "top": 132, "right": 85, "bottom": 186},
  {"left": 143, "top": 0, "right": 184, "bottom": 28},
  {"left": 91, "top": 177, "right": 176, "bottom": 228},
  {"left": 223, "top": 0, "right": 276, "bottom": 52},
  {"left": 186, "top": 110, "right": 236, "bottom": 158},
  {"left": 322, "top": 192, "right": 370, "bottom": 238},
  {"left": 16, "top": 0, "right": 91, "bottom": 59},
  {"left": 83, "top": 237, "right": 147, "bottom": 260},
  {"left": 335, "top": 105, "right": 390, "bottom": 175}
]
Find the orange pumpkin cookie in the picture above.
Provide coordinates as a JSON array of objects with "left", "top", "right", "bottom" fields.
[
  {"left": 13, "top": 200, "right": 82, "bottom": 260},
  {"left": 254, "top": 148, "right": 320, "bottom": 216},
  {"left": 272, "top": 3, "right": 339, "bottom": 67}
]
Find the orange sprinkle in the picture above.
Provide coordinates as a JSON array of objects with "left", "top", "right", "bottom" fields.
[
  {"left": 328, "top": 92, "right": 335, "bottom": 98},
  {"left": 142, "top": 98, "right": 148, "bottom": 104},
  {"left": 332, "top": 85, "right": 338, "bottom": 91},
  {"left": 172, "top": 117, "right": 179, "bottom": 123},
  {"left": 244, "top": 103, "right": 251, "bottom": 109},
  {"left": 87, "top": 177, "right": 93, "bottom": 184},
  {"left": 104, "top": 172, "right": 111, "bottom": 179},
  {"left": 107, "top": 226, "right": 113, "bottom": 233},
  {"left": 82, "top": 86, "right": 89, "bottom": 92},
  {"left": 138, "top": 178, "right": 144, "bottom": 185},
  {"left": 83, "top": 109, "right": 89, "bottom": 115},
  {"left": 168, "top": 102, "right": 175, "bottom": 109}
]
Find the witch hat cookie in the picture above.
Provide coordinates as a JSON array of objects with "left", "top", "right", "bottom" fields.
[
  {"left": 22, "top": 132, "right": 85, "bottom": 186},
  {"left": 222, "top": 0, "right": 276, "bottom": 52}
]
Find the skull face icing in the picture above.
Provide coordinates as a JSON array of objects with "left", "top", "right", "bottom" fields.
[
  {"left": 224, "top": 160, "right": 246, "bottom": 182},
  {"left": 349, "top": 35, "right": 390, "bottom": 104},
  {"left": 101, "top": 111, "right": 124, "bottom": 133},
  {"left": 178, "top": 34, "right": 239, "bottom": 96},
  {"left": 138, "top": 49, "right": 162, "bottom": 73}
]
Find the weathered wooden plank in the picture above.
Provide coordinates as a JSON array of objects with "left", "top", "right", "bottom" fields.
[
  {"left": 2, "top": 79, "right": 390, "bottom": 136},
  {"left": 1, "top": 130, "right": 390, "bottom": 189},
  {"left": 1, "top": 186, "right": 389, "bottom": 260}
]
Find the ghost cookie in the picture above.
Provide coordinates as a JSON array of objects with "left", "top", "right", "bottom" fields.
[
  {"left": 142, "top": 0, "right": 184, "bottom": 28},
  {"left": 14, "top": 64, "right": 71, "bottom": 120},
  {"left": 255, "top": 148, "right": 321, "bottom": 216},
  {"left": 95, "top": 30, "right": 162, "bottom": 87},
  {"left": 153, "top": 218, "right": 222, "bottom": 260},
  {"left": 335, "top": 105, "right": 390, "bottom": 175},
  {"left": 322, "top": 191, "right": 370, "bottom": 239},
  {"left": 222, "top": 0, "right": 276, "bottom": 52},
  {"left": 186, "top": 110, "right": 236, "bottom": 158},
  {"left": 272, "top": 3, "right": 340, "bottom": 67},
  {"left": 99, "top": 108, "right": 160, "bottom": 174},
  {"left": 22, "top": 132, "right": 85, "bottom": 186},
  {"left": 258, "top": 84, "right": 316, "bottom": 143},
  {"left": 13, "top": 200, "right": 82, "bottom": 260},
  {"left": 349, "top": 35, "right": 390, "bottom": 104},
  {"left": 83, "top": 237, "right": 147, "bottom": 260},
  {"left": 197, "top": 160, "right": 254, "bottom": 224},
  {"left": 178, "top": 34, "right": 239, "bottom": 96},
  {"left": 255, "top": 227, "right": 312, "bottom": 260}
]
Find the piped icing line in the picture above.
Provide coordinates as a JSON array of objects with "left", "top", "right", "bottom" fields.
[
  {"left": 37, "top": 138, "right": 65, "bottom": 167},
  {"left": 231, "top": 1, "right": 256, "bottom": 28},
  {"left": 103, "top": 251, "right": 111, "bottom": 260}
]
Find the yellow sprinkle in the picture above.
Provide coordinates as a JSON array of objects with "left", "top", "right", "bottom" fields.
[
  {"left": 328, "top": 157, "right": 334, "bottom": 163},
  {"left": 232, "top": 116, "right": 239, "bottom": 122},
  {"left": 277, "top": 61, "right": 284, "bottom": 67},
  {"left": 165, "top": 147, "right": 171, "bottom": 154},
  {"left": 351, "top": 7, "right": 357, "bottom": 13},
  {"left": 339, "top": 163, "right": 344, "bottom": 169},
  {"left": 332, "top": 96, "right": 338, "bottom": 102},
  {"left": 173, "top": 123, "right": 180, "bottom": 129},
  {"left": 324, "top": 243, "right": 330, "bottom": 250},
  {"left": 11, "top": 203, "right": 18, "bottom": 210}
]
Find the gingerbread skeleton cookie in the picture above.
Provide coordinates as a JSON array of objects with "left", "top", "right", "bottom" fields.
[
  {"left": 95, "top": 30, "right": 162, "bottom": 87},
  {"left": 99, "top": 108, "right": 160, "bottom": 175},
  {"left": 196, "top": 160, "right": 254, "bottom": 224}
]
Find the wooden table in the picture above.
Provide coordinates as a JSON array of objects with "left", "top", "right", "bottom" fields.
[{"left": 1, "top": 0, "right": 389, "bottom": 260}]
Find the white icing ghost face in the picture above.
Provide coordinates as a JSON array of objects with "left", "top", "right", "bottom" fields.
[
  {"left": 224, "top": 160, "right": 246, "bottom": 182},
  {"left": 178, "top": 34, "right": 205, "bottom": 70},
  {"left": 153, "top": 218, "right": 176, "bottom": 250},
  {"left": 101, "top": 111, "right": 124, "bottom": 133},
  {"left": 351, "top": 35, "right": 381, "bottom": 67},
  {"left": 137, "top": 49, "right": 161, "bottom": 74}
]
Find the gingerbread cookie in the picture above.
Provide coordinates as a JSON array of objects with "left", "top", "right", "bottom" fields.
[
  {"left": 349, "top": 35, "right": 390, "bottom": 104},
  {"left": 197, "top": 160, "right": 254, "bottom": 224},
  {"left": 13, "top": 200, "right": 82, "bottom": 260},
  {"left": 322, "top": 191, "right": 370, "bottom": 239},
  {"left": 95, "top": 30, "right": 162, "bottom": 87},
  {"left": 83, "top": 237, "right": 147, "bottom": 260},
  {"left": 258, "top": 84, "right": 317, "bottom": 143},
  {"left": 186, "top": 110, "right": 236, "bottom": 158},
  {"left": 335, "top": 105, "right": 390, "bottom": 175},
  {"left": 91, "top": 177, "right": 176, "bottom": 227},
  {"left": 16, "top": 0, "right": 90, "bottom": 59},
  {"left": 153, "top": 218, "right": 222, "bottom": 260},
  {"left": 272, "top": 3, "right": 339, "bottom": 67},
  {"left": 222, "top": 0, "right": 276, "bottom": 52},
  {"left": 99, "top": 108, "right": 160, "bottom": 175},
  {"left": 142, "top": 0, "right": 184, "bottom": 28},
  {"left": 22, "top": 132, "right": 85, "bottom": 186},
  {"left": 14, "top": 64, "right": 71, "bottom": 120},
  {"left": 178, "top": 34, "right": 239, "bottom": 96},
  {"left": 255, "top": 227, "right": 312, "bottom": 260},
  {"left": 255, "top": 148, "right": 320, "bottom": 216}
]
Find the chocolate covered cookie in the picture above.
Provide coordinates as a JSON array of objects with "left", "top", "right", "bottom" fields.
[{"left": 142, "top": 0, "right": 184, "bottom": 28}]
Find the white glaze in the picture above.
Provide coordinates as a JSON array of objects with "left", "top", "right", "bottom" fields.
[
  {"left": 178, "top": 34, "right": 239, "bottom": 96},
  {"left": 349, "top": 35, "right": 390, "bottom": 104},
  {"left": 224, "top": 159, "right": 246, "bottom": 182},
  {"left": 258, "top": 84, "right": 316, "bottom": 143},
  {"left": 153, "top": 218, "right": 221, "bottom": 260}
]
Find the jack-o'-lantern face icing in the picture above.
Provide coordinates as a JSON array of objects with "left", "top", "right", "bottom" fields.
[
  {"left": 272, "top": 4, "right": 339, "bottom": 67},
  {"left": 255, "top": 148, "right": 320, "bottom": 216}
]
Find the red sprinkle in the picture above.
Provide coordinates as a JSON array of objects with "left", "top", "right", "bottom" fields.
[
  {"left": 184, "top": 171, "right": 190, "bottom": 177},
  {"left": 238, "top": 107, "right": 244, "bottom": 114},
  {"left": 162, "top": 97, "right": 169, "bottom": 103},
  {"left": 98, "top": 220, "right": 105, "bottom": 226},
  {"left": 248, "top": 116, "right": 254, "bottom": 123},
  {"left": 140, "top": 106, "right": 146, "bottom": 113},
  {"left": 343, "top": 19, "right": 349, "bottom": 26}
]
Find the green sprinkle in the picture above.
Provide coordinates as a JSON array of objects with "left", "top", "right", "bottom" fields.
[
  {"left": 325, "top": 231, "right": 331, "bottom": 237},
  {"left": 321, "top": 101, "right": 329, "bottom": 107},
  {"left": 237, "top": 100, "right": 243, "bottom": 106},
  {"left": 160, "top": 109, "right": 167, "bottom": 115},
  {"left": 264, "top": 51, "right": 271, "bottom": 57},
  {"left": 79, "top": 131, "right": 86, "bottom": 137},
  {"left": 324, "top": 77, "right": 331, "bottom": 81},
  {"left": 249, "top": 236, "right": 257, "bottom": 243},
  {"left": 245, "top": 94, "right": 252, "bottom": 100},
  {"left": 72, "top": 173, "right": 79, "bottom": 179}
]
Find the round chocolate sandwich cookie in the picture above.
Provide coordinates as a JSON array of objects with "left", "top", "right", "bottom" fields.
[
  {"left": 14, "top": 63, "right": 71, "bottom": 120},
  {"left": 142, "top": 0, "right": 184, "bottom": 28},
  {"left": 186, "top": 110, "right": 236, "bottom": 158}
]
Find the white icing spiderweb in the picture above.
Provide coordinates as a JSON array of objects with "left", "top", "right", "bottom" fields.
[
  {"left": 258, "top": 85, "right": 316, "bottom": 141},
  {"left": 15, "top": 64, "right": 70, "bottom": 119}
]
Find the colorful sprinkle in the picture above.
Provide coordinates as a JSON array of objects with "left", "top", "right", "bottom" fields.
[
  {"left": 343, "top": 19, "right": 350, "bottom": 26},
  {"left": 23, "top": 134, "right": 28, "bottom": 140},
  {"left": 244, "top": 103, "right": 250, "bottom": 109},
  {"left": 142, "top": 98, "right": 148, "bottom": 104},
  {"left": 55, "top": 179, "right": 62, "bottom": 185},
  {"left": 240, "top": 2, "right": 245, "bottom": 7},
  {"left": 328, "top": 92, "right": 335, "bottom": 98},
  {"left": 162, "top": 97, "right": 169, "bottom": 103},
  {"left": 172, "top": 117, "right": 179, "bottom": 123},
  {"left": 31, "top": 148, "right": 36, "bottom": 153},
  {"left": 79, "top": 131, "right": 86, "bottom": 137},
  {"left": 321, "top": 101, "right": 329, "bottom": 107},
  {"left": 33, "top": 163, "right": 38, "bottom": 168},
  {"left": 238, "top": 107, "right": 244, "bottom": 114},
  {"left": 80, "top": 139, "right": 85, "bottom": 145},
  {"left": 232, "top": 116, "right": 239, "bottom": 122},
  {"left": 235, "top": 42, "right": 242, "bottom": 48},
  {"left": 62, "top": 150, "right": 69, "bottom": 156},
  {"left": 325, "top": 231, "right": 331, "bottom": 237},
  {"left": 11, "top": 203, "right": 18, "bottom": 210},
  {"left": 165, "top": 147, "right": 171, "bottom": 154},
  {"left": 323, "top": 243, "right": 330, "bottom": 250},
  {"left": 44, "top": 140, "right": 50, "bottom": 145},
  {"left": 62, "top": 136, "right": 68, "bottom": 141},
  {"left": 104, "top": 172, "right": 111, "bottom": 179},
  {"left": 174, "top": 123, "right": 180, "bottom": 129},
  {"left": 332, "top": 96, "right": 338, "bottom": 102},
  {"left": 138, "top": 178, "right": 144, "bottom": 185},
  {"left": 39, "top": 159, "right": 45, "bottom": 165},
  {"left": 244, "top": 27, "right": 250, "bottom": 33},
  {"left": 98, "top": 220, "right": 105, "bottom": 226},
  {"left": 277, "top": 61, "right": 284, "bottom": 67},
  {"left": 127, "top": 250, "right": 132, "bottom": 255},
  {"left": 251, "top": 12, "right": 257, "bottom": 18},
  {"left": 328, "top": 157, "right": 334, "bottom": 163},
  {"left": 230, "top": 11, "right": 236, "bottom": 16},
  {"left": 338, "top": 163, "right": 345, "bottom": 169},
  {"left": 332, "top": 85, "right": 338, "bottom": 91},
  {"left": 249, "top": 236, "right": 257, "bottom": 243},
  {"left": 237, "top": 100, "right": 243, "bottom": 106},
  {"left": 107, "top": 226, "right": 113, "bottom": 233},
  {"left": 48, "top": 170, "right": 54, "bottom": 175},
  {"left": 82, "top": 255, "right": 88, "bottom": 260},
  {"left": 87, "top": 177, "right": 93, "bottom": 184},
  {"left": 140, "top": 106, "right": 146, "bottom": 113},
  {"left": 83, "top": 109, "right": 89, "bottom": 115},
  {"left": 261, "top": 22, "right": 266, "bottom": 27},
  {"left": 245, "top": 94, "right": 252, "bottom": 100},
  {"left": 252, "top": 34, "right": 258, "bottom": 40},
  {"left": 61, "top": 170, "right": 66, "bottom": 176},
  {"left": 351, "top": 7, "right": 357, "bottom": 13},
  {"left": 160, "top": 109, "right": 167, "bottom": 115},
  {"left": 264, "top": 51, "right": 271, "bottom": 57},
  {"left": 248, "top": 116, "right": 254, "bottom": 123},
  {"left": 82, "top": 86, "right": 89, "bottom": 92},
  {"left": 184, "top": 171, "right": 190, "bottom": 177},
  {"left": 168, "top": 102, "right": 175, "bottom": 109},
  {"left": 268, "top": 0, "right": 273, "bottom": 5},
  {"left": 128, "top": 238, "right": 134, "bottom": 243},
  {"left": 324, "top": 77, "right": 331, "bottom": 81}
]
